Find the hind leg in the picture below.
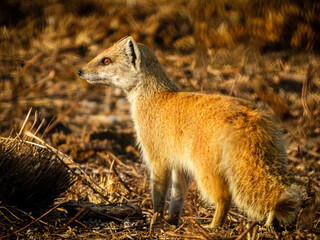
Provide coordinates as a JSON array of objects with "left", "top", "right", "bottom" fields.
[
  {"left": 197, "top": 173, "right": 231, "bottom": 228},
  {"left": 266, "top": 211, "right": 280, "bottom": 230},
  {"left": 209, "top": 195, "right": 231, "bottom": 228},
  {"left": 266, "top": 211, "right": 275, "bottom": 227}
]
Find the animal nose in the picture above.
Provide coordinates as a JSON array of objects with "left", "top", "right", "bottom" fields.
[{"left": 77, "top": 69, "right": 83, "bottom": 76}]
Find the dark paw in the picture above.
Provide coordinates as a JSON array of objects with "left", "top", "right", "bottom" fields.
[
  {"left": 270, "top": 218, "right": 280, "bottom": 232},
  {"left": 166, "top": 214, "right": 180, "bottom": 226}
]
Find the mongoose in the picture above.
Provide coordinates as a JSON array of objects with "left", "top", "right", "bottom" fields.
[{"left": 78, "top": 36, "right": 302, "bottom": 228}]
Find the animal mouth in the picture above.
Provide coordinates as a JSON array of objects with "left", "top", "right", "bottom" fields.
[{"left": 86, "top": 79, "right": 111, "bottom": 86}]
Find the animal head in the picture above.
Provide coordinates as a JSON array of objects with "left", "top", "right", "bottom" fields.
[{"left": 78, "top": 36, "right": 143, "bottom": 91}]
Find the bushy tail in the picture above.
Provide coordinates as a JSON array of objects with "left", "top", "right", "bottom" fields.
[
  {"left": 298, "top": 191, "right": 320, "bottom": 229},
  {"left": 274, "top": 184, "right": 303, "bottom": 225}
]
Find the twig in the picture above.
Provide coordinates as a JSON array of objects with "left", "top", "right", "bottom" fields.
[
  {"left": 75, "top": 220, "right": 88, "bottom": 228},
  {"left": 29, "top": 111, "right": 38, "bottom": 133},
  {"left": 0, "top": 210, "right": 13, "bottom": 224},
  {"left": 2, "top": 201, "right": 66, "bottom": 239},
  {"left": 33, "top": 118, "right": 45, "bottom": 137},
  {"left": 101, "top": 151, "right": 142, "bottom": 178},
  {"left": 229, "top": 210, "right": 248, "bottom": 220},
  {"left": 19, "top": 53, "right": 44, "bottom": 77},
  {"left": 104, "top": 151, "right": 126, "bottom": 167},
  {"left": 56, "top": 204, "right": 88, "bottom": 233},
  {"left": 173, "top": 221, "right": 186, "bottom": 232},
  {"left": 304, "top": 149, "right": 320, "bottom": 158},
  {"left": 24, "top": 131, "right": 73, "bottom": 164},
  {"left": 41, "top": 116, "right": 55, "bottom": 138},
  {"left": 149, "top": 212, "right": 158, "bottom": 236},
  {"left": 301, "top": 64, "right": 313, "bottom": 118},
  {"left": 207, "top": 66, "right": 241, "bottom": 75},
  {"left": 14, "top": 207, "right": 48, "bottom": 226},
  {"left": 101, "top": 152, "right": 138, "bottom": 197},
  {"left": 17, "top": 108, "right": 32, "bottom": 138},
  {"left": 0, "top": 206, "right": 22, "bottom": 222},
  {"left": 189, "top": 218, "right": 211, "bottom": 239},
  {"left": 235, "top": 221, "right": 257, "bottom": 240},
  {"left": 287, "top": 155, "right": 301, "bottom": 163},
  {"left": 229, "top": 75, "right": 239, "bottom": 96},
  {"left": 165, "top": 231, "right": 207, "bottom": 240},
  {"left": 251, "top": 224, "right": 258, "bottom": 240}
]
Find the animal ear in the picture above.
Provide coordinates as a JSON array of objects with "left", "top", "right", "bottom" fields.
[{"left": 122, "top": 37, "right": 141, "bottom": 71}]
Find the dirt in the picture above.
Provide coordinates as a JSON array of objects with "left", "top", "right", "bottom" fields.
[{"left": 0, "top": 0, "right": 320, "bottom": 239}]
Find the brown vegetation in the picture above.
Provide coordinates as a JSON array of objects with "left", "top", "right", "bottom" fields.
[{"left": 0, "top": 0, "right": 320, "bottom": 239}]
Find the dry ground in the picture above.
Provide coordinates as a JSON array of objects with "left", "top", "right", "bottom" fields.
[{"left": 1, "top": 0, "right": 320, "bottom": 239}]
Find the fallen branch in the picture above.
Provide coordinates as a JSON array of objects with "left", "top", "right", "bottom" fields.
[{"left": 59, "top": 200, "right": 142, "bottom": 223}]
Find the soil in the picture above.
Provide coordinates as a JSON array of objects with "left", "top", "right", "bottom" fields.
[{"left": 0, "top": 0, "right": 320, "bottom": 239}]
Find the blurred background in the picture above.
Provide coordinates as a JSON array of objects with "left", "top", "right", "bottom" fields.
[{"left": 1, "top": 0, "right": 320, "bottom": 134}]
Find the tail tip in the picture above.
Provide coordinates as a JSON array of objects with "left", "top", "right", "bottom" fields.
[{"left": 274, "top": 184, "right": 303, "bottom": 225}]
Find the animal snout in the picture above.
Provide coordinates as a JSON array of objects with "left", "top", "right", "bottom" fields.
[{"left": 77, "top": 69, "right": 83, "bottom": 76}]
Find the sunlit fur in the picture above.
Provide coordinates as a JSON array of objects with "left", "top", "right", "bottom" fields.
[{"left": 79, "top": 36, "right": 302, "bottom": 228}]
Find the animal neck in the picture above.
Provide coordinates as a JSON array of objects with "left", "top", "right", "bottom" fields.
[{"left": 125, "top": 70, "right": 179, "bottom": 104}]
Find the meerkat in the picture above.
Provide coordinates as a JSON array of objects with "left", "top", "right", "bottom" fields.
[{"left": 78, "top": 36, "right": 302, "bottom": 228}]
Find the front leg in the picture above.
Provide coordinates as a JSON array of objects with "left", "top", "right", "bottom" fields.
[
  {"left": 168, "top": 168, "right": 190, "bottom": 225},
  {"left": 151, "top": 164, "right": 172, "bottom": 217}
]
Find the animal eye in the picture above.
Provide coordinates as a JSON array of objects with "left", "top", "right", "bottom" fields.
[{"left": 102, "top": 57, "right": 111, "bottom": 65}]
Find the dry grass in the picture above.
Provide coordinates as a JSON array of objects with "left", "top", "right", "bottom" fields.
[{"left": 0, "top": 0, "right": 320, "bottom": 239}]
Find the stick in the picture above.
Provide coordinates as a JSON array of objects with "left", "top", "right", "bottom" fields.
[
  {"left": 229, "top": 76, "right": 239, "bottom": 96},
  {"left": 2, "top": 201, "right": 66, "bottom": 239},
  {"left": 102, "top": 152, "right": 138, "bottom": 197},
  {"left": 55, "top": 204, "right": 88, "bottom": 233},
  {"left": 235, "top": 221, "right": 257, "bottom": 240},
  {"left": 17, "top": 108, "right": 32, "bottom": 137},
  {"left": 301, "top": 64, "right": 313, "bottom": 118},
  {"left": 100, "top": 151, "right": 142, "bottom": 178},
  {"left": 19, "top": 53, "right": 44, "bottom": 77},
  {"left": 165, "top": 231, "right": 207, "bottom": 240},
  {"left": 99, "top": 151, "right": 126, "bottom": 167},
  {"left": 189, "top": 218, "right": 211, "bottom": 239}
]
